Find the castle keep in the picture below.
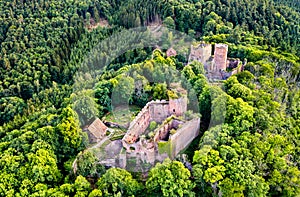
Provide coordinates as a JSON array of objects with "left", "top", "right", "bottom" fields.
[
  {"left": 189, "top": 43, "right": 212, "bottom": 65},
  {"left": 213, "top": 43, "right": 228, "bottom": 71}
]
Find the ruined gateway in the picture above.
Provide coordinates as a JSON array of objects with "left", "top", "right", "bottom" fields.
[{"left": 84, "top": 85, "right": 200, "bottom": 172}]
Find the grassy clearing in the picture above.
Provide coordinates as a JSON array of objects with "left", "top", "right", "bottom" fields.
[
  {"left": 103, "top": 105, "right": 141, "bottom": 125},
  {"left": 110, "top": 128, "right": 126, "bottom": 141}
]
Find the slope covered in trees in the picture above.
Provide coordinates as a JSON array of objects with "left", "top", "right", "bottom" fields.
[
  {"left": 0, "top": 0, "right": 299, "bottom": 196},
  {"left": 113, "top": 0, "right": 300, "bottom": 55},
  {"left": 274, "top": 0, "right": 300, "bottom": 12}
]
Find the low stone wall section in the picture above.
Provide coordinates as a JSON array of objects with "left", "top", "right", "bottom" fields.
[{"left": 153, "top": 118, "right": 184, "bottom": 142}]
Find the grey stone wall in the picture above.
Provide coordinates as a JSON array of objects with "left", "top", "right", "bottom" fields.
[
  {"left": 149, "top": 100, "right": 170, "bottom": 123},
  {"left": 170, "top": 118, "right": 200, "bottom": 158},
  {"left": 168, "top": 97, "right": 187, "bottom": 117},
  {"left": 189, "top": 43, "right": 212, "bottom": 64}
]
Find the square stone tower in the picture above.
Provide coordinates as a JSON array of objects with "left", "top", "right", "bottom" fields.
[
  {"left": 189, "top": 43, "right": 212, "bottom": 65},
  {"left": 213, "top": 44, "right": 228, "bottom": 71}
]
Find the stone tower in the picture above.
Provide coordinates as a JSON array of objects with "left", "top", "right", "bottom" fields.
[
  {"left": 213, "top": 44, "right": 228, "bottom": 71},
  {"left": 189, "top": 43, "right": 212, "bottom": 65},
  {"left": 168, "top": 96, "right": 187, "bottom": 117}
]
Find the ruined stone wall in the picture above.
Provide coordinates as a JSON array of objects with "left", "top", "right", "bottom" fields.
[
  {"left": 230, "top": 70, "right": 238, "bottom": 75},
  {"left": 153, "top": 121, "right": 173, "bottom": 142},
  {"left": 149, "top": 100, "right": 170, "bottom": 123},
  {"left": 123, "top": 104, "right": 151, "bottom": 144},
  {"left": 213, "top": 44, "right": 228, "bottom": 71},
  {"left": 189, "top": 43, "right": 212, "bottom": 64},
  {"left": 168, "top": 97, "right": 187, "bottom": 117},
  {"left": 202, "top": 44, "right": 212, "bottom": 64},
  {"left": 123, "top": 98, "right": 188, "bottom": 146},
  {"left": 225, "top": 59, "right": 243, "bottom": 78},
  {"left": 227, "top": 59, "right": 240, "bottom": 69},
  {"left": 170, "top": 118, "right": 200, "bottom": 158},
  {"left": 123, "top": 100, "right": 171, "bottom": 145},
  {"left": 153, "top": 119, "right": 184, "bottom": 143}
]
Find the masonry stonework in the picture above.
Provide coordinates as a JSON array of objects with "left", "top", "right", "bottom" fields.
[
  {"left": 170, "top": 118, "right": 200, "bottom": 158},
  {"left": 189, "top": 43, "right": 212, "bottom": 64},
  {"left": 149, "top": 100, "right": 170, "bottom": 123},
  {"left": 153, "top": 118, "right": 184, "bottom": 143},
  {"left": 122, "top": 95, "right": 188, "bottom": 147},
  {"left": 188, "top": 42, "right": 244, "bottom": 80},
  {"left": 213, "top": 43, "right": 228, "bottom": 71},
  {"left": 169, "top": 97, "right": 187, "bottom": 117}
]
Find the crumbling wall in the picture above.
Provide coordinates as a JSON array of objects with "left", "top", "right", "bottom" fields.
[
  {"left": 123, "top": 97, "right": 187, "bottom": 146},
  {"left": 149, "top": 100, "right": 170, "bottom": 123},
  {"left": 227, "top": 59, "right": 240, "bottom": 69},
  {"left": 202, "top": 44, "right": 212, "bottom": 64},
  {"left": 169, "top": 118, "right": 200, "bottom": 158},
  {"left": 169, "top": 97, "right": 187, "bottom": 117},
  {"left": 123, "top": 104, "right": 151, "bottom": 144},
  {"left": 219, "top": 58, "right": 243, "bottom": 79},
  {"left": 153, "top": 118, "right": 184, "bottom": 143},
  {"left": 153, "top": 121, "right": 172, "bottom": 142},
  {"left": 188, "top": 43, "right": 245, "bottom": 81}
]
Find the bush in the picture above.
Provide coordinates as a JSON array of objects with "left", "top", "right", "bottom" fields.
[{"left": 149, "top": 121, "right": 157, "bottom": 131}]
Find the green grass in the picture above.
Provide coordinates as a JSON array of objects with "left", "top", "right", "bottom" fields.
[
  {"left": 158, "top": 141, "right": 172, "bottom": 157},
  {"left": 103, "top": 105, "right": 141, "bottom": 125},
  {"left": 109, "top": 128, "right": 127, "bottom": 141}
]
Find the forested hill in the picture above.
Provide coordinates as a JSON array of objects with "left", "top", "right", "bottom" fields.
[
  {"left": 273, "top": 0, "right": 300, "bottom": 12},
  {"left": 0, "top": 0, "right": 299, "bottom": 196},
  {"left": 1, "top": 0, "right": 300, "bottom": 102},
  {"left": 114, "top": 0, "right": 300, "bottom": 53}
]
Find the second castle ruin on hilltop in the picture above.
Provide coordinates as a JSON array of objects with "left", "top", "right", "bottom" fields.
[{"left": 189, "top": 43, "right": 244, "bottom": 80}]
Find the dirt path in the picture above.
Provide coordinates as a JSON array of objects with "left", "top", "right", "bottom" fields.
[{"left": 86, "top": 18, "right": 109, "bottom": 31}]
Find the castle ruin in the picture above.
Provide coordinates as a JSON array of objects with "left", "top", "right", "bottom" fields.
[
  {"left": 188, "top": 42, "right": 244, "bottom": 80},
  {"left": 213, "top": 43, "right": 228, "bottom": 71},
  {"left": 122, "top": 96, "right": 187, "bottom": 146},
  {"left": 118, "top": 94, "right": 199, "bottom": 167},
  {"left": 77, "top": 84, "right": 200, "bottom": 172},
  {"left": 189, "top": 43, "right": 212, "bottom": 65}
]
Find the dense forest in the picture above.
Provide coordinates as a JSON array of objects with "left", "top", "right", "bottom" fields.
[
  {"left": 273, "top": 0, "right": 300, "bottom": 12},
  {"left": 0, "top": 0, "right": 299, "bottom": 196}
]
